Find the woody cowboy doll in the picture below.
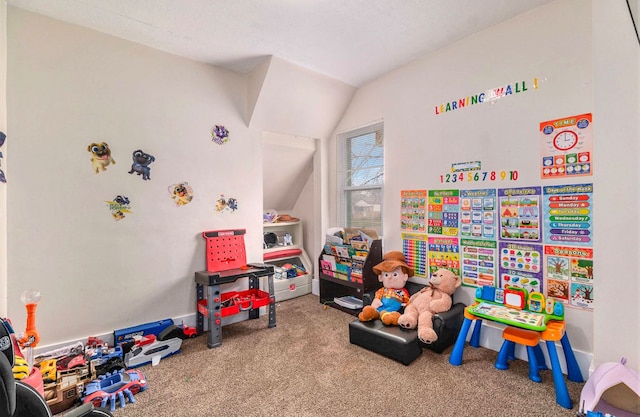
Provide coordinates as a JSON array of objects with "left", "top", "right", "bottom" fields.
[{"left": 358, "top": 250, "right": 412, "bottom": 326}]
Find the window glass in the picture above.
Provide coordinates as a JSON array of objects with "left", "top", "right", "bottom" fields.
[{"left": 338, "top": 123, "right": 384, "bottom": 235}]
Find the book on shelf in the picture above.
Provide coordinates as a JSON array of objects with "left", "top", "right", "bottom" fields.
[{"left": 333, "top": 295, "right": 363, "bottom": 310}]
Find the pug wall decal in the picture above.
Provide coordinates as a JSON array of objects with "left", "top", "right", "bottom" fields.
[
  {"left": 87, "top": 142, "right": 116, "bottom": 174},
  {"left": 215, "top": 194, "right": 238, "bottom": 213},
  {"left": 128, "top": 149, "right": 155, "bottom": 180},
  {"left": 169, "top": 182, "right": 194, "bottom": 207}
]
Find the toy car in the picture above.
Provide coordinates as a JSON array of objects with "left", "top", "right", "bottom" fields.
[
  {"left": 82, "top": 369, "right": 147, "bottom": 412},
  {"left": 36, "top": 358, "right": 57, "bottom": 383},
  {"left": 181, "top": 324, "right": 197, "bottom": 338},
  {"left": 57, "top": 353, "right": 87, "bottom": 370}
]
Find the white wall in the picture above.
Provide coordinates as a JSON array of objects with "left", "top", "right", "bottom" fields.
[
  {"left": 6, "top": 8, "right": 265, "bottom": 344},
  {"left": 331, "top": 0, "right": 639, "bottom": 374},
  {"left": 592, "top": 0, "right": 640, "bottom": 371}
]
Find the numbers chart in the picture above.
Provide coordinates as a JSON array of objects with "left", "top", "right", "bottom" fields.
[
  {"left": 402, "top": 232, "right": 428, "bottom": 277},
  {"left": 428, "top": 190, "right": 459, "bottom": 236},
  {"left": 440, "top": 170, "right": 519, "bottom": 183}
]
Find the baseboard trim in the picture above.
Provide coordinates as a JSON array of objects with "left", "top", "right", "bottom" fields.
[{"left": 467, "top": 321, "right": 592, "bottom": 378}]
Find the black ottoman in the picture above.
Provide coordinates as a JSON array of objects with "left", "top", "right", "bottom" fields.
[
  {"left": 348, "top": 302, "right": 466, "bottom": 365},
  {"left": 349, "top": 319, "right": 422, "bottom": 365}
]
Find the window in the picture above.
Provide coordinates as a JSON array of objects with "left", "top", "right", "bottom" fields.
[{"left": 338, "top": 122, "right": 384, "bottom": 236}]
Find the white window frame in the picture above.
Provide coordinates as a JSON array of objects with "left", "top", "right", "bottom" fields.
[{"left": 337, "top": 122, "right": 384, "bottom": 236}]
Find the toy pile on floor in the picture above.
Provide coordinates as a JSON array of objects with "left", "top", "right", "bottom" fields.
[{"left": 10, "top": 310, "right": 196, "bottom": 414}]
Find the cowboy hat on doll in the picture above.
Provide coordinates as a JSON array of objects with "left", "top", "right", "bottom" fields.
[{"left": 358, "top": 251, "right": 412, "bottom": 326}]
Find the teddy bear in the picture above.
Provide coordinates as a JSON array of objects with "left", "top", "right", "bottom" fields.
[
  {"left": 358, "top": 251, "right": 412, "bottom": 326},
  {"left": 397, "top": 268, "right": 461, "bottom": 344}
]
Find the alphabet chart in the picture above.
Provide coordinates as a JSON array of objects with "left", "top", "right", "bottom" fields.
[
  {"left": 428, "top": 236, "right": 460, "bottom": 276},
  {"left": 401, "top": 189, "right": 427, "bottom": 232}
]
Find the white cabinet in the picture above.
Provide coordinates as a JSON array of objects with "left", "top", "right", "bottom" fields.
[{"left": 263, "top": 220, "right": 312, "bottom": 301}]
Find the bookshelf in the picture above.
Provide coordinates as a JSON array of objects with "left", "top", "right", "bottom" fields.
[
  {"left": 318, "top": 238, "right": 383, "bottom": 315},
  {"left": 263, "top": 220, "right": 312, "bottom": 301}
]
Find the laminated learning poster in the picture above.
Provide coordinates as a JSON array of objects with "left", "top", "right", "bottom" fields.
[
  {"left": 543, "top": 183, "right": 593, "bottom": 247},
  {"left": 544, "top": 245, "right": 593, "bottom": 310},
  {"left": 498, "top": 186, "right": 542, "bottom": 242},
  {"left": 428, "top": 236, "right": 460, "bottom": 277},
  {"left": 402, "top": 232, "right": 428, "bottom": 278},
  {"left": 428, "top": 189, "right": 459, "bottom": 235},
  {"left": 460, "top": 189, "right": 497, "bottom": 239},
  {"left": 460, "top": 238, "right": 497, "bottom": 288},
  {"left": 498, "top": 241, "right": 543, "bottom": 294},
  {"left": 540, "top": 113, "right": 592, "bottom": 179},
  {"left": 401, "top": 190, "right": 427, "bottom": 232}
]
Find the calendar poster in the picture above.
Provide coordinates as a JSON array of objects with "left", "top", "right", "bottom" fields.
[
  {"left": 401, "top": 190, "right": 427, "bottom": 232},
  {"left": 498, "top": 241, "right": 543, "bottom": 294},
  {"left": 428, "top": 236, "right": 460, "bottom": 277},
  {"left": 543, "top": 183, "right": 593, "bottom": 246},
  {"left": 498, "top": 186, "right": 542, "bottom": 242},
  {"left": 402, "top": 232, "right": 428, "bottom": 277},
  {"left": 544, "top": 245, "right": 593, "bottom": 310},
  {"left": 428, "top": 189, "right": 459, "bottom": 236},
  {"left": 460, "top": 189, "right": 497, "bottom": 239},
  {"left": 540, "top": 113, "right": 592, "bottom": 179},
  {"left": 460, "top": 238, "right": 497, "bottom": 288}
]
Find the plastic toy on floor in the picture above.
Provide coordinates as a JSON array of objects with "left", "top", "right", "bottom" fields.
[
  {"left": 82, "top": 369, "right": 148, "bottom": 412},
  {"left": 123, "top": 324, "right": 183, "bottom": 368},
  {"left": 0, "top": 317, "right": 114, "bottom": 417},
  {"left": 578, "top": 357, "right": 640, "bottom": 417}
]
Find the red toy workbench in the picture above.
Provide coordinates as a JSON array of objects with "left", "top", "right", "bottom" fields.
[{"left": 195, "top": 229, "right": 276, "bottom": 348}]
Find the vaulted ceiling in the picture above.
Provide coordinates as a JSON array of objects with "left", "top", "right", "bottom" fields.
[{"left": 7, "top": 0, "right": 555, "bottom": 87}]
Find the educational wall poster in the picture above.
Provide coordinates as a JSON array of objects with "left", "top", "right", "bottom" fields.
[
  {"left": 427, "top": 236, "right": 460, "bottom": 277},
  {"left": 540, "top": 113, "right": 592, "bottom": 179},
  {"left": 460, "top": 189, "right": 497, "bottom": 239},
  {"left": 402, "top": 232, "right": 428, "bottom": 278},
  {"left": 498, "top": 186, "right": 542, "bottom": 242},
  {"left": 428, "top": 189, "right": 459, "bottom": 235},
  {"left": 498, "top": 241, "right": 543, "bottom": 294},
  {"left": 401, "top": 190, "right": 427, "bottom": 232},
  {"left": 460, "top": 238, "right": 497, "bottom": 288},
  {"left": 543, "top": 183, "right": 593, "bottom": 246},
  {"left": 544, "top": 245, "right": 593, "bottom": 310}
]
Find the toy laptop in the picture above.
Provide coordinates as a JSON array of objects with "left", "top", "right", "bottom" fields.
[{"left": 468, "top": 285, "right": 564, "bottom": 331}]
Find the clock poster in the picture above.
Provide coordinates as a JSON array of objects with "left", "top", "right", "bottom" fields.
[{"left": 540, "top": 113, "right": 592, "bottom": 179}]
